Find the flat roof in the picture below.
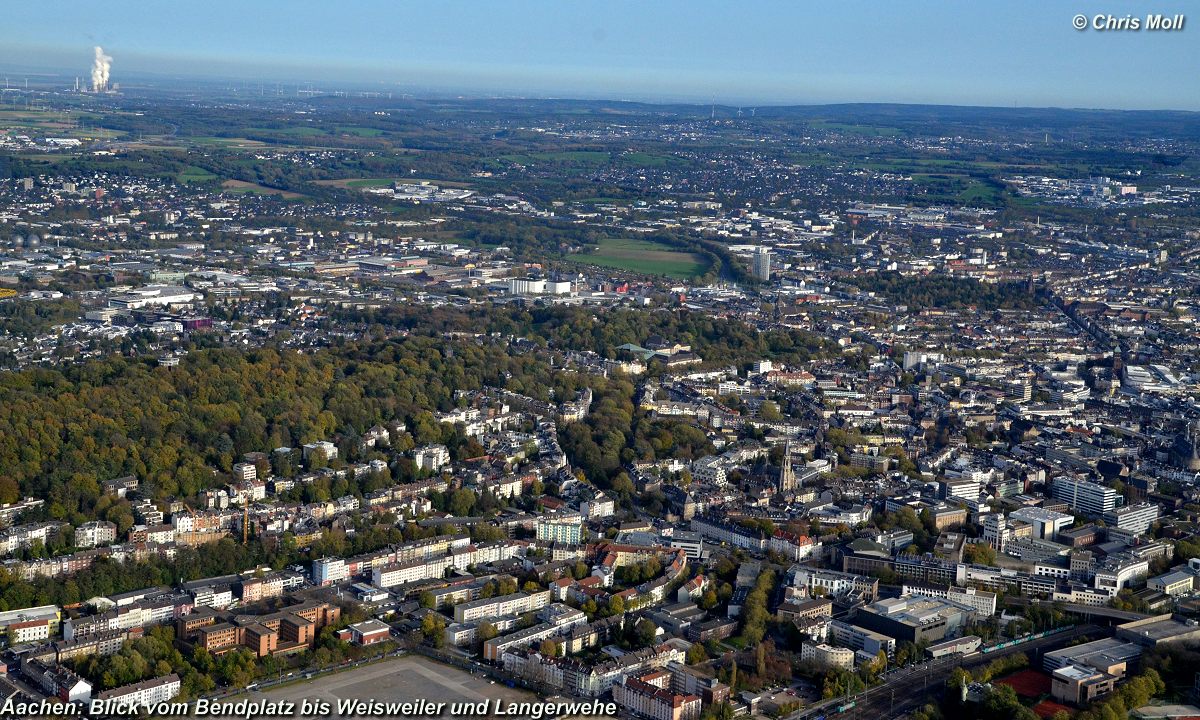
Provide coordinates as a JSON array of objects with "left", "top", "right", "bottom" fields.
[
  {"left": 1122, "top": 617, "right": 1200, "bottom": 643},
  {"left": 1054, "top": 665, "right": 1102, "bottom": 681}
]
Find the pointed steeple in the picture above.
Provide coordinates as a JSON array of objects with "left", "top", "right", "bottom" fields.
[{"left": 779, "top": 441, "right": 796, "bottom": 492}]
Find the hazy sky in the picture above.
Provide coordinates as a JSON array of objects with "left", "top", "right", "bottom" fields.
[{"left": 1, "top": 0, "right": 1196, "bottom": 109}]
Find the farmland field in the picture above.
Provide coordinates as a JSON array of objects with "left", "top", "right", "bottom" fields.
[
  {"left": 500, "top": 150, "right": 610, "bottom": 164},
  {"left": 221, "top": 179, "right": 304, "bottom": 199}
]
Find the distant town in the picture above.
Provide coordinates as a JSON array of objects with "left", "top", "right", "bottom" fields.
[{"left": 0, "top": 55, "right": 1197, "bottom": 720}]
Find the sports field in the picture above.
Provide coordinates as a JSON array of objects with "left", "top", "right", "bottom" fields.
[{"left": 585, "top": 237, "right": 709, "bottom": 278}]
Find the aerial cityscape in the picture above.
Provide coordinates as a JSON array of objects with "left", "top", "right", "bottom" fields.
[{"left": 0, "top": 3, "right": 1198, "bottom": 720}]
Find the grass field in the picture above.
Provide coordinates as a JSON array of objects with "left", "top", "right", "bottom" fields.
[
  {"left": 189, "top": 136, "right": 270, "bottom": 148},
  {"left": 584, "top": 237, "right": 709, "bottom": 278},
  {"left": 346, "top": 178, "right": 395, "bottom": 188},
  {"left": 178, "top": 165, "right": 218, "bottom": 183},
  {"left": 336, "top": 126, "right": 385, "bottom": 137},
  {"left": 957, "top": 180, "right": 1005, "bottom": 204},
  {"left": 501, "top": 150, "right": 610, "bottom": 164},
  {"left": 621, "top": 151, "right": 679, "bottom": 167},
  {"left": 245, "top": 126, "right": 327, "bottom": 138},
  {"left": 221, "top": 179, "right": 304, "bottom": 199},
  {"left": 810, "top": 120, "right": 902, "bottom": 137}
]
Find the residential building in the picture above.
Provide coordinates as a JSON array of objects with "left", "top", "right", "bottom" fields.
[
  {"left": 94, "top": 674, "right": 181, "bottom": 710},
  {"left": 613, "top": 672, "right": 702, "bottom": 720},
  {"left": 413, "top": 444, "right": 450, "bottom": 472},
  {"left": 800, "top": 642, "right": 855, "bottom": 670},
  {"left": 74, "top": 521, "right": 118, "bottom": 549}
]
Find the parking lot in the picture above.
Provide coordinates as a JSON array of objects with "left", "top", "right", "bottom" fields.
[{"left": 224, "top": 655, "right": 537, "bottom": 718}]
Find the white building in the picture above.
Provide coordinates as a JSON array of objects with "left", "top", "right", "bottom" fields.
[
  {"left": 94, "top": 674, "right": 181, "bottom": 710},
  {"left": 1102, "top": 503, "right": 1159, "bottom": 535},
  {"left": 75, "top": 521, "right": 118, "bottom": 549},
  {"left": 751, "top": 246, "right": 771, "bottom": 282},
  {"left": 231, "top": 463, "right": 257, "bottom": 482},
  {"left": 1010, "top": 507, "right": 1074, "bottom": 541},
  {"left": 312, "top": 557, "right": 348, "bottom": 586},
  {"left": 690, "top": 457, "right": 728, "bottom": 486},
  {"left": 1093, "top": 557, "right": 1149, "bottom": 596},
  {"left": 1050, "top": 476, "right": 1117, "bottom": 516},
  {"left": 302, "top": 441, "right": 338, "bottom": 463},
  {"left": 800, "top": 642, "right": 855, "bottom": 669},
  {"left": 414, "top": 444, "right": 450, "bottom": 472},
  {"left": 537, "top": 516, "right": 583, "bottom": 545}
]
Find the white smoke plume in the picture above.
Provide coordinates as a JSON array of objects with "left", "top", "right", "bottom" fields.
[{"left": 91, "top": 46, "right": 112, "bottom": 92}]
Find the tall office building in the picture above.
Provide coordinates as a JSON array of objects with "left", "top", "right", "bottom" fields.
[
  {"left": 1050, "top": 476, "right": 1117, "bottom": 516},
  {"left": 752, "top": 246, "right": 771, "bottom": 281},
  {"left": 1102, "top": 503, "right": 1159, "bottom": 535}
]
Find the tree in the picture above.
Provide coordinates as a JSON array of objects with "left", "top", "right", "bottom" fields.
[
  {"left": 962, "top": 542, "right": 996, "bottom": 566},
  {"left": 477, "top": 622, "right": 498, "bottom": 643},
  {"left": 686, "top": 643, "right": 708, "bottom": 665},
  {"left": 421, "top": 613, "right": 445, "bottom": 648},
  {"left": 760, "top": 402, "right": 783, "bottom": 422},
  {"left": 633, "top": 619, "right": 657, "bottom": 648},
  {"left": 947, "top": 667, "right": 971, "bottom": 692},
  {"left": 449, "top": 488, "right": 476, "bottom": 517},
  {"left": 538, "top": 639, "right": 557, "bottom": 657}
]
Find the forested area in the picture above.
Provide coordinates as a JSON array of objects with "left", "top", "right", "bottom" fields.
[
  {"left": 0, "top": 301, "right": 835, "bottom": 608},
  {"left": 0, "top": 302, "right": 832, "bottom": 516},
  {"left": 330, "top": 304, "right": 835, "bottom": 368},
  {"left": 0, "top": 298, "right": 83, "bottom": 338},
  {"left": 0, "top": 332, "right": 559, "bottom": 523},
  {"left": 848, "top": 272, "right": 1043, "bottom": 311}
]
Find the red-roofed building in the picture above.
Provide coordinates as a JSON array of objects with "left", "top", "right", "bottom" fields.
[{"left": 613, "top": 672, "right": 702, "bottom": 720}]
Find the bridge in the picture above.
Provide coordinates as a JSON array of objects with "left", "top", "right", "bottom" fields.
[{"left": 1007, "top": 596, "right": 1151, "bottom": 623}]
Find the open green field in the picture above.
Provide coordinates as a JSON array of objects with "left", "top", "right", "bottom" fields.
[
  {"left": 221, "top": 179, "right": 304, "bottom": 199},
  {"left": 245, "top": 125, "right": 327, "bottom": 138},
  {"left": 188, "top": 136, "right": 271, "bottom": 148},
  {"left": 908, "top": 173, "right": 1007, "bottom": 205},
  {"left": 584, "top": 237, "right": 709, "bottom": 278},
  {"left": 620, "top": 151, "right": 679, "bottom": 167},
  {"left": 956, "top": 180, "right": 1005, "bottom": 204},
  {"left": 810, "top": 120, "right": 902, "bottom": 137},
  {"left": 346, "top": 178, "right": 395, "bottom": 188},
  {"left": 336, "top": 126, "right": 385, "bottom": 137},
  {"left": 500, "top": 150, "right": 610, "bottom": 164},
  {"left": 313, "top": 177, "right": 471, "bottom": 189},
  {"left": 178, "top": 165, "right": 218, "bottom": 183}
]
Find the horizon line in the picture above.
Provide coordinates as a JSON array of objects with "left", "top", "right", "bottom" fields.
[{"left": 3, "top": 61, "right": 1199, "bottom": 115}]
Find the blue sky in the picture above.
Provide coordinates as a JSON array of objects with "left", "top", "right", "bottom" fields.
[{"left": 1, "top": 1, "right": 1196, "bottom": 109}]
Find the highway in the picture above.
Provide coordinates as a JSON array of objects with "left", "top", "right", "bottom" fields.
[{"left": 785, "top": 623, "right": 1101, "bottom": 720}]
